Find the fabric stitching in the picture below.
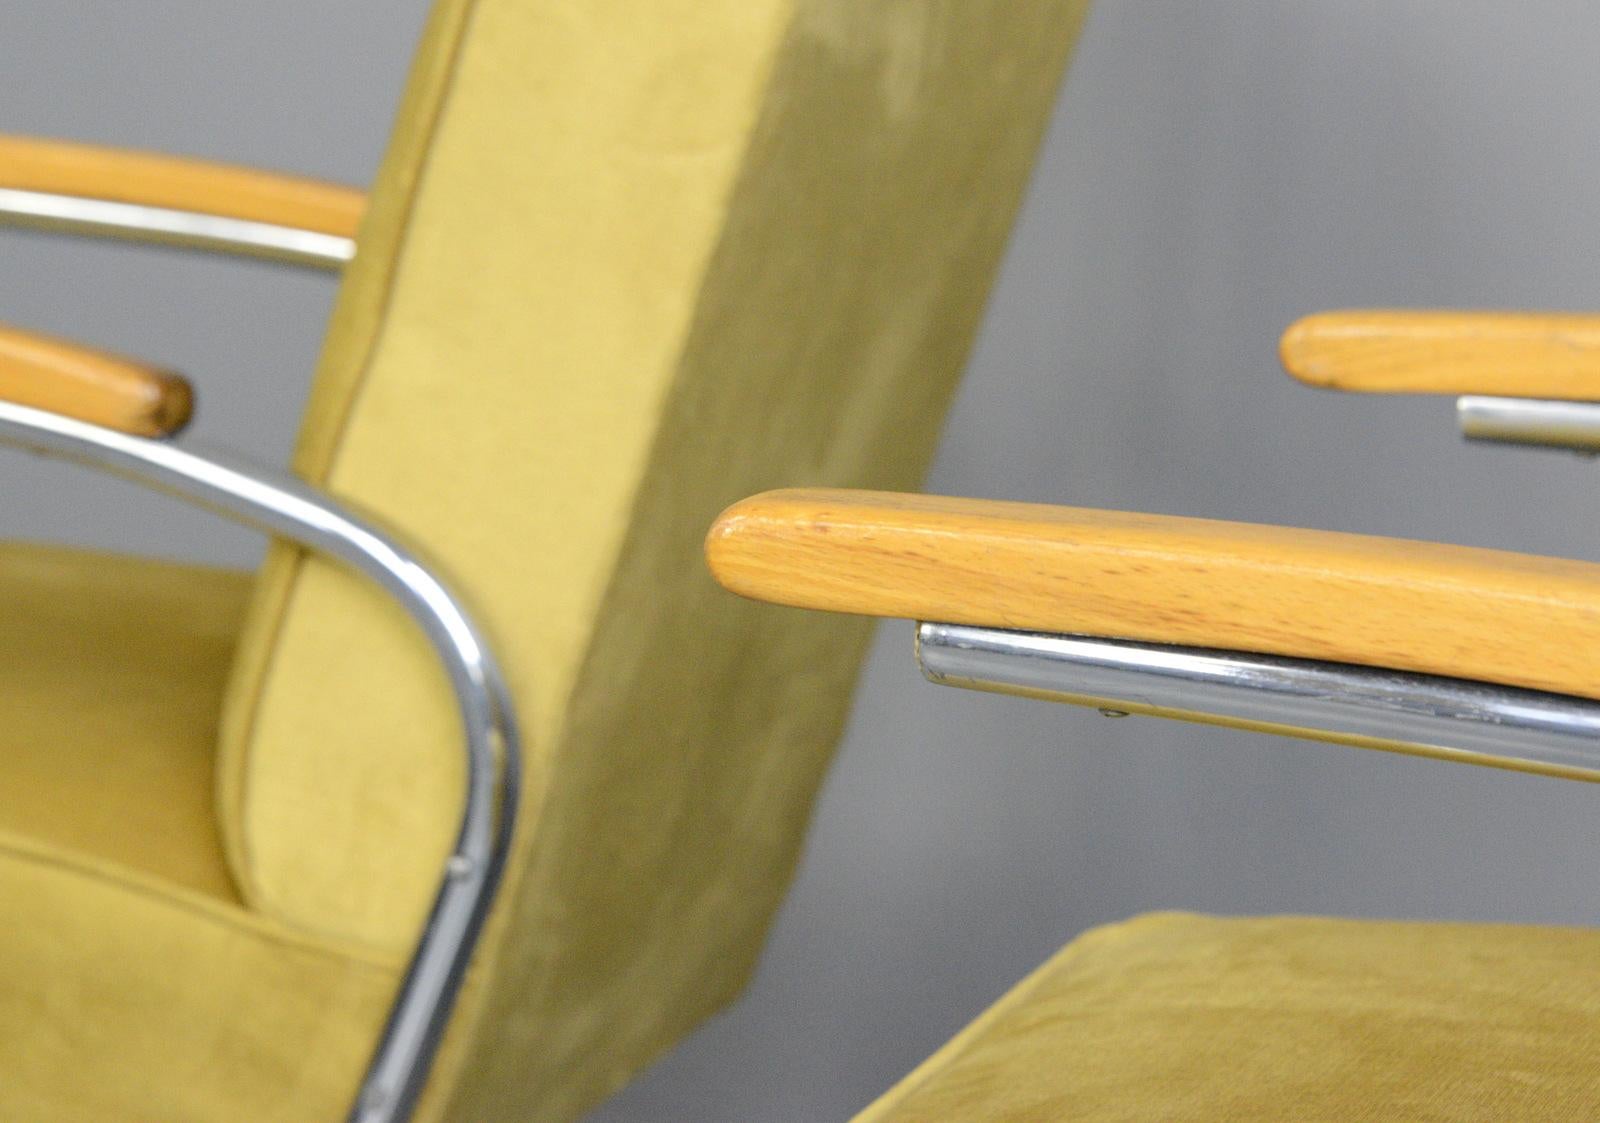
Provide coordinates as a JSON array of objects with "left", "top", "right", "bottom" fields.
[
  {"left": 223, "top": 0, "right": 487, "bottom": 939},
  {"left": 0, "top": 827, "right": 401, "bottom": 973}
]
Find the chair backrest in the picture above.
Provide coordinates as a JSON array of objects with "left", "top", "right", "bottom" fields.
[{"left": 215, "top": 0, "right": 1089, "bottom": 1115}]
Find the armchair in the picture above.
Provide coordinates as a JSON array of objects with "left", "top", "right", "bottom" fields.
[
  {"left": 0, "top": 0, "right": 1089, "bottom": 1119},
  {"left": 707, "top": 314, "right": 1600, "bottom": 1117}
]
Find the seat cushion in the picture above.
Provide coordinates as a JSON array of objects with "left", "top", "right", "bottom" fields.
[
  {"left": 0, "top": 544, "right": 470, "bottom": 1118},
  {"left": 0, "top": 542, "right": 250, "bottom": 899},
  {"left": 858, "top": 912, "right": 1600, "bottom": 1122},
  {"left": 0, "top": 830, "right": 396, "bottom": 1122}
]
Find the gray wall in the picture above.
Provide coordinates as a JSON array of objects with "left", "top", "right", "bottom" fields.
[{"left": 5, "top": 3, "right": 1598, "bottom": 1120}]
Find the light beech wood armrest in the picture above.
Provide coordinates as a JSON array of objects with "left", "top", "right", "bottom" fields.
[
  {"left": 707, "top": 488, "right": 1600, "bottom": 703},
  {"left": 0, "top": 323, "right": 192, "bottom": 436},
  {"left": 1281, "top": 310, "right": 1600, "bottom": 399},
  {"left": 0, "top": 134, "right": 364, "bottom": 237}
]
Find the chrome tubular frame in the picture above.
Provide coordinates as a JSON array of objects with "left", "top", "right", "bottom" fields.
[
  {"left": 0, "top": 186, "right": 354, "bottom": 269},
  {"left": 918, "top": 622, "right": 1600, "bottom": 778},
  {"left": 0, "top": 400, "right": 519, "bottom": 1123},
  {"left": 1457, "top": 395, "right": 1600, "bottom": 453}
]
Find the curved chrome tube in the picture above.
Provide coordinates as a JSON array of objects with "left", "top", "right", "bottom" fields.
[
  {"left": 0, "top": 400, "right": 518, "bottom": 1123},
  {"left": 0, "top": 186, "right": 354, "bottom": 269},
  {"left": 919, "top": 622, "right": 1600, "bottom": 779}
]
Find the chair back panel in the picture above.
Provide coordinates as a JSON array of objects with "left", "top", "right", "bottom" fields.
[{"left": 216, "top": 0, "right": 1090, "bottom": 1114}]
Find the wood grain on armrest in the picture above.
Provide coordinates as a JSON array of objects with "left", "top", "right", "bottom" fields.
[
  {"left": 707, "top": 488, "right": 1600, "bottom": 702},
  {"left": 1281, "top": 310, "right": 1600, "bottom": 399},
  {"left": 0, "top": 323, "right": 193, "bottom": 436},
  {"left": 0, "top": 134, "right": 364, "bottom": 237}
]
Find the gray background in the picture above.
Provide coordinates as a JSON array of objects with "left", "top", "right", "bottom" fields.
[{"left": 5, "top": 3, "right": 1598, "bottom": 1120}]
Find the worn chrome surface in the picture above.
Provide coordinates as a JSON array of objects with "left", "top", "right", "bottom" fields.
[
  {"left": 0, "top": 400, "right": 518, "bottom": 1123},
  {"left": 1457, "top": 395, "right": 1600, "bottom": 453},
  {"left": 0, "top": 186, "right": 354, "bottom": 268},
  {"left": 918, "top": 622, "right": 1600, "bottom": 775}
]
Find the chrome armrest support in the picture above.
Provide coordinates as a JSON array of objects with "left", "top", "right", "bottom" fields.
[
  {"left": 0, "top": 399, "right": 519, "bottom": 1123},
  {"left": 918, "top": 622, "right": 1600, "bottom": 780},
  {"left": 1457, "top": 395, "right": 1600, "bottom": 454},
  {"left": 0, "top": 187, "right": 354, "bottom": 269}
]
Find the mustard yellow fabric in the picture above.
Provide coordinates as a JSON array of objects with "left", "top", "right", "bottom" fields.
[
  {"left": 858, "top": 911, "right": 1600, "bottom": 1122},
  {"left": 0, "top": 830, "right": 397, "bottom": 1122},
  {"left": 0, "top": 542, "right": 248, "bottom": 899},
  {"left": 0, "top": 543, "right": 407, "bottom": 1119},
  {"left": 209, "top": 0, "right": 1089, "bottom": 1117}
]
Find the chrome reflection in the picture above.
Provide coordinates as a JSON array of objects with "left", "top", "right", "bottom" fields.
[
  {"left": 0, "top": 186, "right": 354, "bottom": 268},
  {"left": 1457, "top": 395, "right": 1600, "bottom": 454},
  {"left": 0, "top": 400, "right": 517, "bottom": 1123},
  {"left": 917, "top": 622, "right": 1600, "bottom": 777}
]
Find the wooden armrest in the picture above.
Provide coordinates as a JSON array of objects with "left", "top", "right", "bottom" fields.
[
  {"left": 1280, "top": 310, "right": 1600, "bottom": 400},
  {"left": 0, "top": 134, "right": 364, "bottom": 237},
  {"left": 0, "top": 323, "right": 192, "bottom": 436},
  {"left": 707, "top": 488, "right": 1600, "bottom": 702}
]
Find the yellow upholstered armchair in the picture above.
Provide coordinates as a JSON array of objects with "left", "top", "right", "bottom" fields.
[
  {"left": 18, "top": 1, "right": 1592, "bottom": 1119},
  {"left": 708, "top": 314, "right": 1600, "bottom": 1118},
  {"left": 0, "top": 1, "right": 1089, "bottom": 1119}
]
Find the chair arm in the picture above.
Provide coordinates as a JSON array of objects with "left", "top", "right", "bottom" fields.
[
  {"left": 706, "top": 487, "right": 1600, "bottom": 703},
  {"left": 0, "top": 134, "right": 364, "bottom": 236},
  {"left": 1280, "top": 310, "right": 1600, "bottom": 400},
  {"left": 0, "top": 322, "right": 191, "bottom": 436},
  {"left": 0, "top": 134, "right": 364, "bottom": 266}
]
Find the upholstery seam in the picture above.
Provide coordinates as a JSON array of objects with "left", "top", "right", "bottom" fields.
[
  {"left": 223, "top": 0, "right": 486, "bottom": 944},
  {"left": 0, "top": 827, "right": 402, "bottom": 973}
]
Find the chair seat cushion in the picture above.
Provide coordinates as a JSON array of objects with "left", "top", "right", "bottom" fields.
[
  {"left": 0, "top": 830, "right": 396, "bottom": 1122},
  {"left": 0, "top": 544, "right": 407, "bottom": 1118},
  {"left": 858, "top": 911, "right": 1600, "bottom": 1122},
  {"left": 0, "top": 542, "right": 250, "bottom": 898}
]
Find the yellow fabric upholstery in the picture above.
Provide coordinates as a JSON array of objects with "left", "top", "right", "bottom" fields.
[
  {"left": 209, "top": 0, "right": 1087, "bottom": 1116},
  {"left": 0, "top": 543, "right": 248, "bottom": 899},
  {"left": 14, "top": 9, "right": 1593, "bottom": 1123},
  {"left": 0, "top": 832, "right": 396, "bottom": 1122},
  {"left": 858, "top": 912, "right": 1600, "bottom": 1122},
  {"left": 0, "top": 543, "right": 405, "bottom": 1119}
]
